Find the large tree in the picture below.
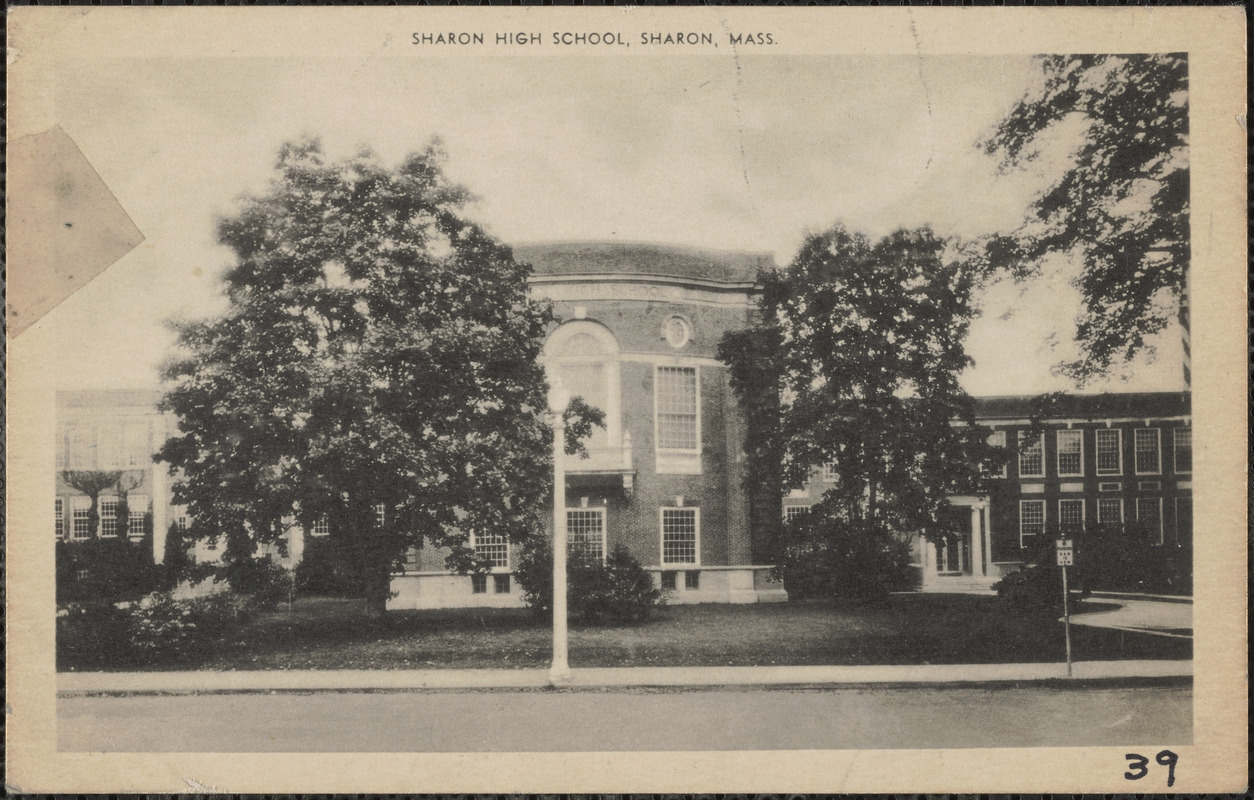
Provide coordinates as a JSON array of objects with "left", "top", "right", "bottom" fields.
[
  {"left": 981, "top": 54, "right": 1189, "bottom": 384},
  {"left": 159, "top": 138, "right": 596, "bottom": 617},
  {"left": 720, "top": 225, "right": 1000, "bottom": 567}
]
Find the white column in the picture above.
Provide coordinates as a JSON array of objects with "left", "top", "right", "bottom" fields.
[
  {"left": 920, "top": 535, "right": 937, "bottom": 588},
  {"left": 549, "top": 412, "right": 572, "bottom": 685},
  {"left": 970, "top": 505, "right": 985, "bottom": 578}
]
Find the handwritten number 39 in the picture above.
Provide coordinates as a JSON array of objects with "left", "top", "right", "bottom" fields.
[{"left": 1125, "top": 750, "right": 1178, "bottom": 787}]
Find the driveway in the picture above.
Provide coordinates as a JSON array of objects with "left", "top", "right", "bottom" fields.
[{"left": 1071, "top": 596, "right": 1192, "bottom": 638}]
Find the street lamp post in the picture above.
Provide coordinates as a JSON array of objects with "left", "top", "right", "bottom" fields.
[{"left": 547, "top": 381, "right": 572, "bottom": 685}]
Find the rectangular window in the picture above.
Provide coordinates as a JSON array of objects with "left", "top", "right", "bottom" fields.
[
  {"left": 55, "top": 498, "right": 64, "bottom": 540},
  {"left": 660, "top": 571, "right": 677, "bottom": 590},
  {"left": 97, "top": 425, "right": 122, "bottom": 469},
  {"left": 1136, "top": 497, "right": 1164, "bottom": 544},
  {"left": 987, "top": 431, "right": 1008, "bottom": 477},
  {"left": 493, "top": 574, "right": 511, "bottom": 594},
  {"left": 684, "top": 570, "right": 700, "bottom": 590},
  {"left": 471, "top": 574, "right": 488, "bottom": 594},
  {"left": 123, "top": 423, "right": 149, "bottom": 468},
  {"left": 68, "top": 426, "right": 94, "bottom": 469},
  {"left": 655, "top": 366, "right": 698, "bottom": 451},
  {"left": 71, "top": 498, "right": 92, "bottom": 540},
  {"left": 566, "top": 508, "right": 606, "bottom": 561},
  {"left": 1097, "top": 498, "right": 1124, "bottom": 524},
  {"left": 471, "top": 530, "right": 510, "bottom": 569},
  {"left": 128, "top": 495, "right": 148, "bottom": 539},
  {"left": 311, "top": 517, "right": 330, "bottom": 537},
  {"left": 783, "top": 505, "right": 809, "bottom": 523},
  {"left": 373, "top": 503, "right": 387, "bottom": 529},
  {"left": 1173, "top": 428, "right": 1192, "bottom": 474},
  {"left": 99, "top": 497, "right": 119, "bottom": 538},
  {"left": 1095, "top": 428, "right": 1123, "bottom": 475},
  {"left": 1058, "top": 499, "right": 1085, "bottom": 532},
  {"left": 660, "top": 507, "right": 699, "bottom": 565},
  {"left": 1019, "top": 499, "right": 1045, "bottom": 546},
  {"left": 822, "top": 462, "right": 839, "bottom": 482},
  {"left": 1056, "top": 430, "right": 1083, "bottom": 476},
  {"left": 1134, "top": 428, "right": 1161, "bottom": 474},
  {"left": 1018, "top": 432, "right": 1044, "bottom": 477}
]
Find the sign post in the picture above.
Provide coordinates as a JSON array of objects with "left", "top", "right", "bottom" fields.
[{"left": 1056, "top": 538, "right": 1074, "bottom": 677}]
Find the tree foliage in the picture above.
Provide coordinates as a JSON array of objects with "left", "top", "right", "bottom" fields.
[
  {"left": 981, "top": 54, "right": 1189, "bottom": 383},
  {"left": 720, "top": 225, "right": 1001, "bottom": 584},
  {"left": 158, "top": 137, "right": 595, "bottom": 616}
]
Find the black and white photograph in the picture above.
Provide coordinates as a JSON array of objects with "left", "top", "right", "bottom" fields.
[{"left": 5, "top": 7, "right": 1246, "bottom": 794}]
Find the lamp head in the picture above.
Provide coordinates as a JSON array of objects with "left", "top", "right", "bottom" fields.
[{"left": 547, "top": 380, "right": 571, "bottom": 415}]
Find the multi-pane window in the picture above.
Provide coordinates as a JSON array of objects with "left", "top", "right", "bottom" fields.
[
  {"left": 128, "top": 495, "right": 148, "bottom": 539},
  {"left": 684, "top": 570, "right": 700, "bottom": 590},
  {"left": 1095, "top": 429, "right": 1123, "bottom": 475},
  {"left": 471, "top": 574, "right": 488, "bottom": 594},
  {"left": 99, "top": 497, "right": 119, "bottom": 538},
  {"left": 1136, "top": 497, "right": 1163, "bottom": 544},
  {"left": 1134, "top": 428, "right": 1161, "bottom": 474},
  {"left": 1173, "top": 428, "right": 1192, "bottom": 474},
  {"left": 55, "top": 498, "right": 64, "bottom": 539},
  {"left": 661, "top": 572, "right": 677, "bottom": 590},
  {"left": 97, "top": 425, "right": 122, "bottom": 469},
  {"left": 1058, "top": 499, "right": 1085, "bottom": 532},
  {"left": 1019, "top": 500, "right": 1045, "bottom": 545},
  {"left": 311, "top": 518, "right": 330, "bottom": 537},
  {"left": 123, "top": 424, "right": 149, "bottom": 468},
  {"left": 783, "top": 505, "right": 809, "bottom": 523},
  {"left": 71, "top": 498, "right": 92, "bottom": 540},
  {"left": 1097, "top": 498, "right": 1124, "bottom": 524},
  {"left": 373, "top": 504, "right": 387, "bottom": 529},
  {"left": 987, "top": 431, "right": 1007, "bottom": 477},
  {"left": 566, "top": 508, "right": 606, "bottom": 561},
  {"left": 1056, "top": 430, "right": 1083, "bottom": 476},
  {"left": 822, "top": 463, "right": 839, "bottom": 482},
  {"left": 661, "top": 507, "right": 698, "bottom": 565},
  {"left": 472, "top": 530, "right": 510, "bottom": 569},
  {"left": 656, "top": 366, "right": 698, "bottom": 450},
  {"left": 493, "top": 574, "right": 511, "bottom": 594},
  {"left": 1018, "top": 432, "right": 1044, "bottom": 477}
]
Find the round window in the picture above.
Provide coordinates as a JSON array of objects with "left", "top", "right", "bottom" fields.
[{"left": 664, "top": 316, "right": 691, "bottom": 349}]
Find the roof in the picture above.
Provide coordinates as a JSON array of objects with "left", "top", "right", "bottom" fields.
[
  {"left": 516, "top": 241, "right": 772, "bottom": 285},
  {"left": 973, "top": 392, "right": 1191, "bottom": 421}
]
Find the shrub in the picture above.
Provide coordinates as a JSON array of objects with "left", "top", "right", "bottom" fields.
[
  {"left": 1013, "top": 522, "right": 1192, "bottom": 597},
  {"left": 56, "top": 600, "right": 133, "bottom": 668},
  {"left": 779, "top": 514, "right": 914, "bottom": 602},
  {"left": 514, "top": 539, "right": 663, "bottom": 625},
  {"left": 56, "top": 536, "right": 161, "bottom": 604},
  {"left": 993, "top": 564, "right": 1069, "bottom": 615},
  {"left": 223, "top": 556, "right": 294, "bottom": 607}
]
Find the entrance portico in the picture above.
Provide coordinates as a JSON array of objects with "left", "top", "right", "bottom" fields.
[{"left": 919, "top": 495, "right": 996, "bottom": 592}]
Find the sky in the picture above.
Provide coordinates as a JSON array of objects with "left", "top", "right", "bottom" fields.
[{"left": 42, "top": 53, "right": 1185, "bottom": 396}]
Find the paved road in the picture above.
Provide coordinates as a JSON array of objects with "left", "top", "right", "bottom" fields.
[{"left": 59, "top": 684, "right": 1191, "bottom": 752}]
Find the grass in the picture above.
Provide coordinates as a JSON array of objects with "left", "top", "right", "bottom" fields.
[{"left": 59, "top": 593, "right": 1191, "bottom": 672}]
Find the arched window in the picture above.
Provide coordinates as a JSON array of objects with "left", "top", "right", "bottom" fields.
[{"left": 543, "top": 320, "right": 621, "bottom": 452}]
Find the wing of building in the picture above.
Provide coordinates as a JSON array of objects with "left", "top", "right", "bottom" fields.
[{"left": 53, "top": 243, "right": 1192, "bottom": 604}]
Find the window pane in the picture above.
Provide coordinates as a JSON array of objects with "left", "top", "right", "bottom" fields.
[
  {"left": 1136, "top": 498, "right": 1163, "bottom": 542},
  {"left": 71, "top": 499, "right": 92, "bottom": 540},
  {"left": 1018, "top": 432, "right": 1044, "bottom": 477},
  {"left": 661, "top": 508, "right": 697, "bottom": 564},
  {"left": 55, "top": 499, "right": 64, "bottom": 539},
  {"left": 1019, "top": 500, "right": 1045, "bottom": 542},
  {"left": 1059, "top": 499, "right": 1084, "bottom": 531},
  {"left": 1134, "top": 428, "right": 1160, "bottom": 473},
  {"left": 473, "top": 530, "right": 509, "bottom": 569},
  {"left": 1097, "top": 498, "right": 1123, "bottom": 524},
  {"left": 567, "top": 509, "right": 605, "bottom": 560},
  {"left": 1096, "top": 429, "right": 1122, "bottom": 475},
  {"left": 784, "top": 505, "right": 809, "bottom": 523},
  {"left": 1057, "top": 430, "right": 1083, "bottom": 475},
  {"left": 1173, "top": 428, "right": 1192, "bottom": 473},
  {"left": 99, "top": 498, "right": 118, "bottom": 538},
  {"left": 656, "top": 367, "right": 698, "bottom": 450},
  {"left": 128, "top": 495, "right": 148, "bottom": 537}
]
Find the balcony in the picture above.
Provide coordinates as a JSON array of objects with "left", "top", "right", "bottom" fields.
[{"left": 566, "top": 431, "right": 636, "bottom": 495}]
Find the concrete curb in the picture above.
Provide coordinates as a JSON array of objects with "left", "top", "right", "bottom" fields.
[{"left": 57, "top": 660, "right": 1192, "bottom": 695}]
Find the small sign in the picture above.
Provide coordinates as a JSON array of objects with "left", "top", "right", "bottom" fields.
[{"left": 1056, "top": 538, "right": 1074, "bottom": 566}]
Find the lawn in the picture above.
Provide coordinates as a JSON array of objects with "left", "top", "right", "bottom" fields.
[{"left": 58, "top": 593, "right": 1191, "bottom": 672}]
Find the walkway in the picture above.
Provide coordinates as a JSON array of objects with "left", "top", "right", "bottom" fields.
[{"left": 1070, "top": 594, "right": 1192, "bottom": 638}]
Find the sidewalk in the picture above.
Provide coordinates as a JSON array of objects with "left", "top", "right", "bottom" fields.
[
  {"left": 57, "top": 659, "right": 1192, "bottom": 695},
  {"left": 1070, "top": 595, "right": 1193, "bottom": 638}
]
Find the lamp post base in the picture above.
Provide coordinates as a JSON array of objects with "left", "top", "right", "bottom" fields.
[{"left": 548, "top": 663, "right": 573, "bottom": 686}]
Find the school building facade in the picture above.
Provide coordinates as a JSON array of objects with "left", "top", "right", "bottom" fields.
[{"left": 53, "top": 242, "right": 1192, "bottom": 605}]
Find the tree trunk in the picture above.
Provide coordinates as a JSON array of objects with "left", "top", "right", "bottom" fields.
[{"left": 360, "top": 538, "right": 391, "bottom": 619}]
